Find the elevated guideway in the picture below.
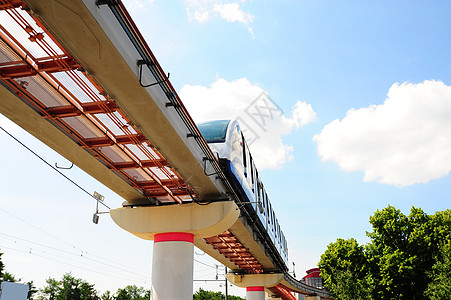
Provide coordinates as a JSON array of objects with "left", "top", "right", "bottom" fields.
[{"left": 0, "top": 1, "right": 333, "bottom": 299}]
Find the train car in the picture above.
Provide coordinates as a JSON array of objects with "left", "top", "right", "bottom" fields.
[{"left": 197, "top": 120, "right": 289, "bottom": 269}]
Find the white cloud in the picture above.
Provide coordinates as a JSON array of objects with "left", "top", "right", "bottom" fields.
[
  {"left": 180, "top": 78, "right": 317, "bottom": 169},
  {"left": 314, "top": 80, "right": 451, "bottom": 187},
  {"left": 123, "top": 0, "right": 155, "bottom": 12},
  {"left": 186, "top": 0, "right": 254, "bottom": 34},
  {"left": 213, "top": 3, "right": 253, "bottom": 24}
]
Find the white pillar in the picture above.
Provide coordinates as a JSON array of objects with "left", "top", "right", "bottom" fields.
[
  {"left": 151, "top": 232, "right": 194, "bottom": 300},
  {"left": 246, "top": 286, "right": 265, "bottom": 300}
]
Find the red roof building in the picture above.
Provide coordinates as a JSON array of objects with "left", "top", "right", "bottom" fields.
[{"left": 301, "top": 268, "right": 324, "bottom": 289}]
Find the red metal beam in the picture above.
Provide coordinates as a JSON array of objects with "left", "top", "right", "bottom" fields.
[
  {"left": 112, "top": 159, "right": 169, "bottom": 170},
  {"left": 83, "top": 101, "right": 117, "bottom": 113},
  {"left": 267, "top": 285, "right": 297, "bottom": 300},
  {"left": 143, "top": 190, "right": 190, "bottom": 197},
  {"left": 137, "top": 178, "right": 185, "bottom": 189},
  {"left": 0, "top": 0, "right": 24, "bottom": 10},
  {"left": 37, "top": 57, "right": 80, "bottom": 73},
  {"left": 82, "top": 134, "right": 146, "bottom": 147},
  {"left": 0, "top": 64, "right": 36, "bottom": 79},
  {"left": 44, "top": 101, "right": 118, "bottom": 118},
  {"left": 44, "top": 105, "right": 79, "bottom": 118},
  {"left": 205, "top": 230, "right": 264, "bottom": 274},
  {"left": 0, "top": 58, "right": 79, "bottom": 79}
]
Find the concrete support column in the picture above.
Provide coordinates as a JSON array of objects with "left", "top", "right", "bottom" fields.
[
  {"left": 110, "top": 202, "right": 239, "bottom": 299},
  {"left": 246, "top": 286, "right": 265, "bottom": 300},
  {"left": 151, "top": 232, "right": 194, "bottom": 300}
]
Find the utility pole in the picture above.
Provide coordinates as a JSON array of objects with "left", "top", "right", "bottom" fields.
[
  {"left": 224, "top": 266, "right": 228, "bottom": 300},
  {"left": 64, "top": 280, "right": 69, "bottom": 300}
]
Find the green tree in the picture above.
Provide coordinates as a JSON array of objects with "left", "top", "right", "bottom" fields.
[
  {"left": 27, "top": 280, "right": 38, "bottom": 300},
  {"left": 193, "top": 288, "right": 223, "bottom": 300},
  {"left": 193, "top": 288, "right": 244, "bottom": 300},
  {"left": 319, "top": 206, "right": 451, "bottom": 300},
  {"left": 2, "top": 271, "right": 19, "bottom": 282},
  {"left": 41, "top": 277, "right": 59, "bottom": 300},
  {"left": 425, "top": 242, "right": 451, "bottom": 299},
  {"left": 0, "top": 250, "right": 4, "bottom": 282},
  {"left": 318, "top": 238, "right": 373, "bottom": 299},
  {"left": 100, "top": 291, "right": 113, "bottom": 300},
  {"left": 115, "top": 285, "right": 150, "bottom": 300},
  {"left": 39, "top": 273, "right": 99, "bottom": 300},
  {"left": 367, "top": 206, "right": 450, "bottom": 299}
]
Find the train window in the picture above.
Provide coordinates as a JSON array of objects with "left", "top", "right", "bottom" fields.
[
  {"left": 272, "top": 211, "right": 275, "bottom": 231},
  {"left": 241, "top": 133, "right": 247, "bottom": 175},
  {"left": 257, "top": 181, "right": 261, "bottom": 202},
  {"left": 197, "top": 120, "right": 230, "bottom": 143},
  {"left": 260, "top": 183, "right": 265, "bottom": 209},
  {"left": 250, "top": 155, "right": 254, "bottom": 185},
  {"left": 268, "top": 203, "right": 272, "bottom": 224},
  {"left": 264, "top": 192, "right": 269, "bottom": 214}
]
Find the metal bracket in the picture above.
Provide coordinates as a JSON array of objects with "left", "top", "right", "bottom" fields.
[
  {"left": 92, "top": 191, "right": 108, "bottom": 224},
  {"left": 95, "top": 0, "right": 114, "bottom": 6},
  {"left": 187, "top": 133, "right": 198, "bottom": 138},
  {"left": 55, "top": 162, "right": 73, "bottom": 170},
  {"left": 203, "top": 157, "right": 220, "bottom": 176},
  {"left": 165, "top": 102, "right": 178, "bottom": 108},
  {"left": 137, "top": 60, "right": 170, "bottom": 88}
]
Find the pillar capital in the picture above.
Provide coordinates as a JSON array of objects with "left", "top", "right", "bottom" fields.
[
  {"left": 109, "top": 201, "right": 239, "bottom": 240},
  {"left": 226, "top": 273, "right": 284, "bottom": 288}
]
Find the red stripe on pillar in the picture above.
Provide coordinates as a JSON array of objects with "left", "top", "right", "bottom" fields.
[
  {"left": 246, "top": 286, "right": 264, "bottom": 292},
  {"left": 154, "top": 232, "right": 194, "bottom": 243}
]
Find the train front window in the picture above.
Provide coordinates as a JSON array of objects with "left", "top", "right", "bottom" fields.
[{"left": 197, "top": 120, "right": 230, "bottom": 143}]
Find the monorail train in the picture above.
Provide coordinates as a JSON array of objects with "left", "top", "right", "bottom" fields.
[{"left": 197, "top": 120, "right": 289, "bottom": 270}]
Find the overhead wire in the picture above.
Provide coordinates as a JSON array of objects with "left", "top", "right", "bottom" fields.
[
  {"left": 0, "top": 125, "right": 110, "bottom": 210},
  {"left": 1, "top": 245, "right": 147, "bottom": 284},
  {"left": 0, "top": 205, "right": 151, "bottom": 279},
  {"left": 0, "top": 232, "right": 149, "bottom": 279},
  {"left": 0, "top": 207, "right": 85, "bottom": 253},
  {"left": 194, "top": 258, "right": 216, "bottom": 269}
]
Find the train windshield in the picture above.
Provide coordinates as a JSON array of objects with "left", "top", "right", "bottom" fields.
[{"left": 197, "top": 120, "right": 230, "bottom": 143}]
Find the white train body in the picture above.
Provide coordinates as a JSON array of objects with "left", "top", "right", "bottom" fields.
[{"left": 198, "top": 120, "right": 289, "bottom": 269}]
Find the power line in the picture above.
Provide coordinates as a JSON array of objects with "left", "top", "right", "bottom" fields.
[
  {"left": 194, "top": 258, "right": 216, "bottom": 269},
  {"left": 0, "top": 232, "right": 149, "bottom": 278},
  {"left": 0, "top": 208, "right": 150, "bottom": 278},
  {"left": 0, "top": 207, "right": 84, "bottom": 252},
  {"left": 0, "top": 125, "right": 110, "bottom": 209},
  {"left": 1, "top": 245, "right": 148, "bottom": 285}
]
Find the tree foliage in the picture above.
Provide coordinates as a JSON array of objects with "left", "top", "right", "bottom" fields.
[
  {"left": 319, "top": 238, "right": 373, "bottom": 300},
  {"left": 39, "top": 273, "right": 99, "bottom": 300},
  {"left": 115, "top": 285, "right": 150, "bottom": 300},
  {"left": 0, "top": 250, "right": 4, "bottom": 282},
  {"left": 319, "top": 206, "right": 451, "bottom": 299},
  {"left": 193, "top": 288, "right": 244, "bottom": 300},
  {"left": 424, "top": 242, "right": 451, "bottom": 300}
]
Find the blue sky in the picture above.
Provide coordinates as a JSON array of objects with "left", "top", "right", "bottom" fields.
[{"left": 1, "top": 0, "right": 451, "bottom": 297}]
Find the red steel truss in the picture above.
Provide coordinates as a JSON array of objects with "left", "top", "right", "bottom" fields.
[
  {"left": 205, "top": 230, "right": 263, "bottom": 274},
  {"left": 0, "top": 0, "right": 192, "bottom": 204},
  {"left": 267, "top": 284, "right": 297, "bottom": 300}
]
